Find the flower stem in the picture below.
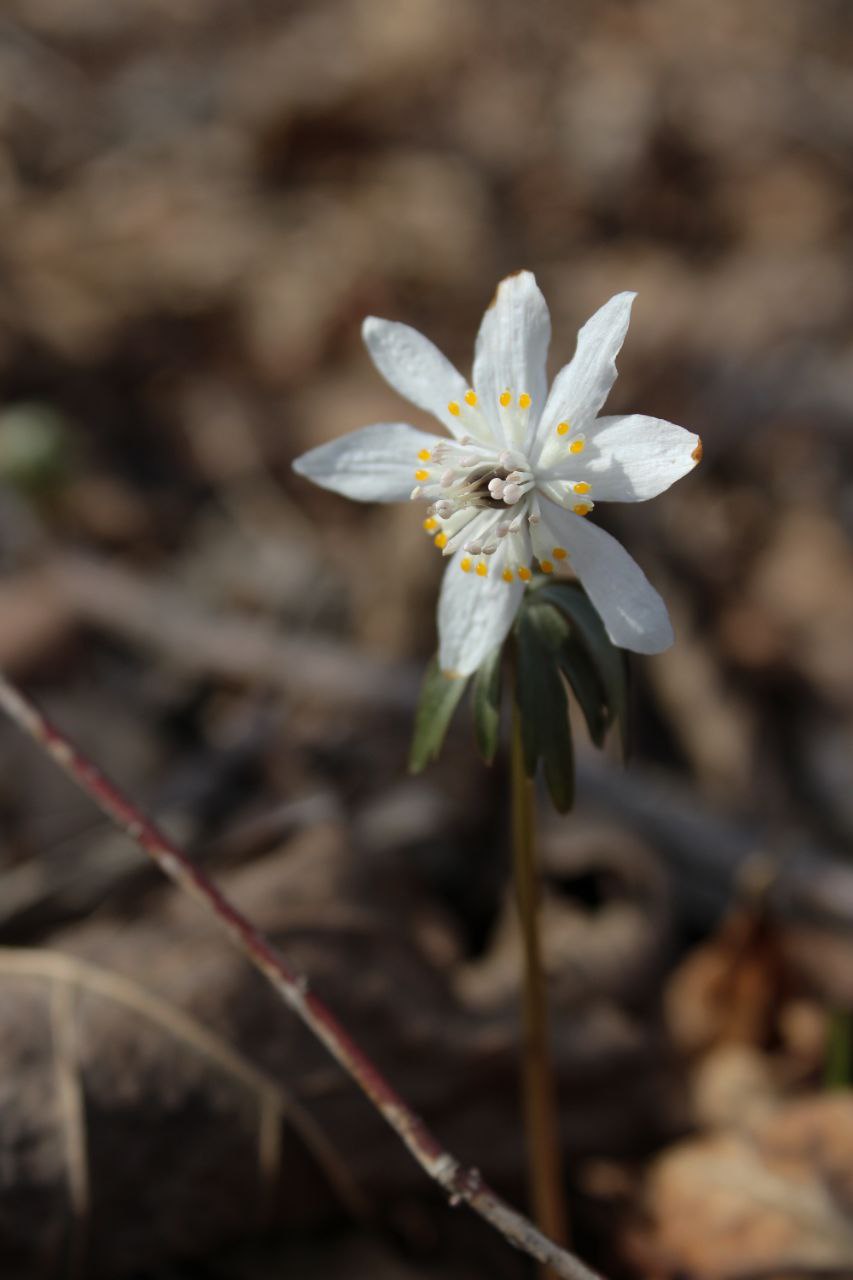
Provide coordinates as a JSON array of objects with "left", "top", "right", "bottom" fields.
[{"left": 511, "top": 692, "right": 570, "bottom": 1269}]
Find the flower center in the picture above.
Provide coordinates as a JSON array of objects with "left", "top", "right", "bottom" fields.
[
  {"left": 409, "top": 389, "right": 570, "bottom": 582},
  {"left": 412, "top": 436, "right": 537, "bottom": 577}
]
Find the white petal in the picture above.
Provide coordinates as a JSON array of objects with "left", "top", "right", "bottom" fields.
[
  {"left": 292, "top": 423, "right": 441, "bottom": 502},
  {"left": 548, "top": 415, "right": 702, "bottom": 502},
  {"left": 541, "top": 502, "right": 673, "bottom": 653},
  {"left": 534, "top": 292, "right": 635, "bottom": 459},
  {"left": 438, "top": 547, "right": 525, "bottom": 676},
  {"left": 473, "top": 271, "right": 551, "bottom": 437},
  {"left": 362, "top": 317, "right": 469, "bottom": 437}
]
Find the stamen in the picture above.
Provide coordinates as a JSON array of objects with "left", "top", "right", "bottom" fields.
[
  {"left": 440, "top": 469, "right": 456, "bottom": 487},
  {"left": 475, "top": 562, "right": 488, "bottom": 577},
  {"left": 410, "top": 486, "right": 422, "bottom": 499},
  {"left": 434, "top": 532, "right": 448, "bottom": 549},
  {"left": 488, "top": 478, "right": 505, "bottom": 500},
  {"left": 448, "top": 401, "right": 461, "bottom": 417},
  {"left": 499, "top": 390, "right": 512, "bottom": 408},
  {"left": 518, "top": 566, "right": 532, "bottom": 582},
  {"left": 417, "top": 449, "right": 431, "bottom": 462},
  {"left": 502, "top": 483, "right": 522, "bottom": 504},
  {"left": 435, "top": 500, "right": 453, "bottom": 518},
  {"left": 573, "top": 503, "right": 592, "bottom": 516},
  {"left": 414, "top": 469, "right": 429, "bottom": 481},
  {"left": 423, "top": 517, "right": 438, "bottom": 532},
  {"left": 518, "top": 393, "right": 531, "bottom": 409},
  {"left": 553, "top": 547, "right": 567, "bottom": 560},
  {"left": 464, "top": 540, "right": 482, "bottom": 555},
  {"left": 540, "top": 560, "right": 554, "bottom": 574},
  {"left": 556, "top": 422, "right": 570, "bottom": 436},
  {"left": 573, "top": 482, "right": 591, "bottom": 494},
  {"left": 482, "top": 542, "right": 497, "bottom": 555},
  {"left": 460, "top": 557, "right": 472, "bottom": 573},
  {"left": 528, "top": 511, "right": 541, "bottom": 525},
  {"left": 496, "top": 521, "right": 511, "bottom": 537},
  {"left": 464, "top": 389, "right": 477, "bottom": 407}
]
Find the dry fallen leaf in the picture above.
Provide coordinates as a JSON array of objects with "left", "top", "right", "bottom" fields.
[
  {"left": 632, "top": 1093, "right": 853, "bottom": 1280},
  {"left": 665, "top": 897, "right": 791, "bottom": 1058}
]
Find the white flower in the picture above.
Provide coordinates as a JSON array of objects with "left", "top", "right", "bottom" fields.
[{"left": 293, "top": 271, "right": 701, "bottom": 676}]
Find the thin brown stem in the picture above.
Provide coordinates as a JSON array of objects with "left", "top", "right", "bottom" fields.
[
  {"left": 0, "top": 672, "right": 603, "bottom": 1280},
  {"left": 511, "top": 693, "right": 570, "bottom": 1274}
]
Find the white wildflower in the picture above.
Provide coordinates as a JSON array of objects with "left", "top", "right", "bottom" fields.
[{"left": 293, "top": 271, "right": 701, "bottom": 676}]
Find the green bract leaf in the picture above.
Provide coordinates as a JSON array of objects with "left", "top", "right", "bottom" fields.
[
  {"left": 0, "top": 403, "right": 70, "bottom": 494},
  {"left": 409, "top": 657, "right": 470, "bottom": 773},
  {"left": 555, "top": 631, "right": 609, "bottom": 748},
  {"left": 471, "top": 644, "right": 503, "bottom": 764},
  {"left": 535, "top": 580, "right": 629, "bottom": 757},
  {"left": 514, "top": 601, "right": 574, "bottom": 812}
]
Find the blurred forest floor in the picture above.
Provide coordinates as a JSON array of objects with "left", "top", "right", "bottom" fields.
[{"left": 2, "top": 1, "right": 853, "bottom": 1278}]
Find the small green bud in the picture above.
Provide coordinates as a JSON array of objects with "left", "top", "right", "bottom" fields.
[{"left": 0, "top": 402, "right": 71, "bottom": 493}]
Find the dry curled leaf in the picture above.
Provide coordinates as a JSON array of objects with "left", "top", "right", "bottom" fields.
[{"left": 632, "top": 1093, "right": 853, "bottom": 1280}]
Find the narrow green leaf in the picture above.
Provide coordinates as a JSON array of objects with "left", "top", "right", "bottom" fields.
[
  {"left": 409, "top": 657, "right": 470, "bottom": 773},
  {"left": 536, "top": 581, "right": 629, "bottom": 757},
  {"left": 514, "top": 603, "right": 574, "bottom": 812},
  {"left": 826, "top": 1009, "right": 853, "bottom": 1090},
  {"left": 471, "top": 645, "right": 503, "bottom": 764}
]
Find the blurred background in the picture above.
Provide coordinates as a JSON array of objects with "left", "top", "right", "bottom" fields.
[{"left": 2, "top": 1, "right": 853, "bottom": 1277}]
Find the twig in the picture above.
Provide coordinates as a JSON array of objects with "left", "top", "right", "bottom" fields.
[
  {"left": 0, "top": 672, "right": 605, "bottom": 1280},
  {"left": 54, "top": 552, "right": 418, "bottom": 711},
  {"left": 575, "top": 755, "right": 853, "bottom": 935}
]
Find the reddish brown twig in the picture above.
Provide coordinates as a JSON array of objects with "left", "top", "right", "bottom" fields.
[{"left": 0, "top": 672, "right": 604, "bottom": 1280}]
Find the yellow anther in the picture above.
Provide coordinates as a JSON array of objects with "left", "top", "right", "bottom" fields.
[
  {"left": 448, "top": 401, "right": 461, "bottom": 417},
  {"left": 573, "top": 481, "right": 591, "bottom": 494},
  {"left": 417, "top": 448, "right": 431, "bottom": 462},
  {"left": 573, "top": 503, "right": 591, "bottom": 516},
  {"left": 434, "top": 532, "right": 448, "bottom": 549},
  {"left": 476, "top": 561, "right": 488, "bottom": 577},
  {"left": 423, "top": 517, "right": 438, "bottom": 532},
  {"left": 540, "top": 560, "right": 554, "bottom": 574},
  {"left": 553, "top": 547, "right": 567, "bottom": 560},
  {"left": 414, "top": 469, "right": 429, "bottom": 481},
  {"left": 502, "top": 567, "right": 514, "bottom": 582},
  {"left": 499, "top": 390, "right": 512, "bottom": 408},
  {"left": 464, "top": 389, "right": 477, "bottom": 407},
  {"left": 518, "top": 566, "right": 532, "bottom": 582},
  {"left": 556, "top": 422, "right": 570, "bottom": 436},
  {"left": 460, "top": 557, "right": 472, "bottom": 573},
  {"left": 518, "top": 392, "right": 531, "bottom": 409},
  {"left": 569, "top": 439, "right": 585, "bottom": 454}
]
